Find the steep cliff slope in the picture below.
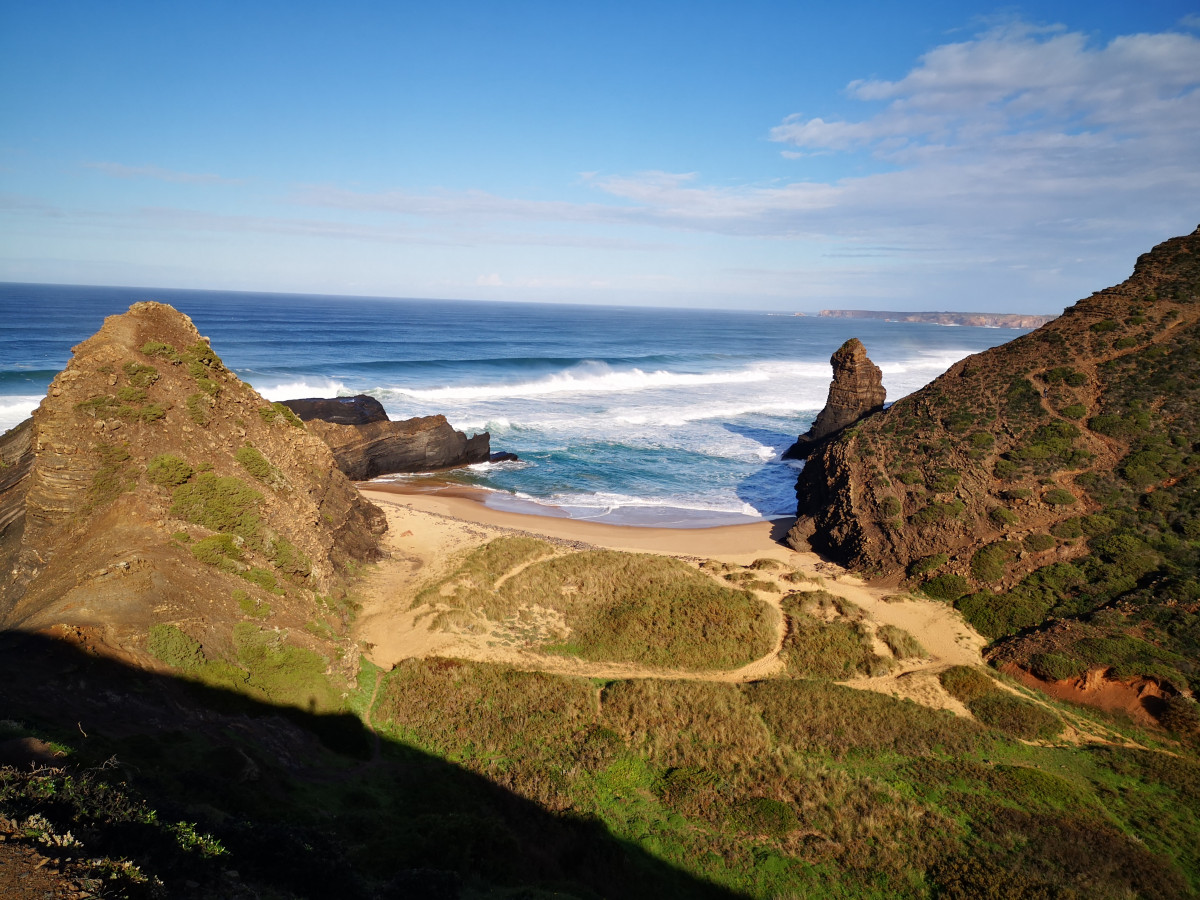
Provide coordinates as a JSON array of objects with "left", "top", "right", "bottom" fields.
[
  {"left": 0, "top": 302, "right": 385, "bottom": 645},
  {"left": 791, "top": 227, "right": 1200, "bottom": 697}
]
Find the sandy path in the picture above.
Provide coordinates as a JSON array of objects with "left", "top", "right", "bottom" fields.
[{"left": 354, "top": 486, "right": 987, "bottom": 711}]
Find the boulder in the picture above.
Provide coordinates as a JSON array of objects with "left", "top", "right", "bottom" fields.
[{"left": 783, "top": 338, "right": 885, "bottom": 460}]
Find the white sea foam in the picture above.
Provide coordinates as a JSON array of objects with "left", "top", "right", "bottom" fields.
[
  {"left": 379, "top": 361, "right": 782, "bottom": 403},
  {"left": 0, "top": 395, "right": 44, "bottom": 434},
  {"left": 543, "top": 489, "right": 762, "bottom": 518},
  {"left": 252, "top": 377, "right": 351, "bottom": 401}
]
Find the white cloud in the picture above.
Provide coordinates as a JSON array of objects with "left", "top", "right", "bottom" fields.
[
  {"left": 85, "top": 162, "right": 241, "bottom": 185},
  {"left": 476, "top": 273, "right": 503, "bottom": 286}
]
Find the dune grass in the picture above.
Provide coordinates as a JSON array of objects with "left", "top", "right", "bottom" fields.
[{"left": 414, "top": 538, "right": 775, "bottom": 670}]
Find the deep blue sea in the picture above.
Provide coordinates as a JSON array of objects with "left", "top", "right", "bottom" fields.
[{"left": 0, "top": 283, "right": 1028, "bottom": 526}]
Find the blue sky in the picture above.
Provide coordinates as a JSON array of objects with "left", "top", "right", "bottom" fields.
[{"left": 1, "top": 1, "right": 1197, "bottom": 311}]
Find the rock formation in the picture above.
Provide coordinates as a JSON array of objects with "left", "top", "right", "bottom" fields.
[
  {"left": 818, "top": 310, "right": 1057, "bottom": 329},
  {"left": 0, "top": 302, "right": 386, "bottom": 632},
  {"left": 281, "top": 397, "right": 493, "bottom": 480},
  {"left": 783, "top": 338, "right": 885, "bottom": 460},
  {"left": 786, "top": 225, "right": 1200, "bottom": 704}
]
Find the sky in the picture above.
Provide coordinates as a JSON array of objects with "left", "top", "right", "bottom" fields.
[{"left": 1, "top": 1, "right": 1198, "bottom": 312}]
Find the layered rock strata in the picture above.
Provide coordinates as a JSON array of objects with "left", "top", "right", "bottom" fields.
[
  {"left": 783, "top": 338, "right": 885, "bottom": 460},
  {"left": 280, "top": 397, "right": 492, "bottom": 480}
]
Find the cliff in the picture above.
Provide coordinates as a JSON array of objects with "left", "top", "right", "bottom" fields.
[
  {"left": 783, "top": 338, "right": 884, "bottom": 460},
  {"left": 818, "top": 309, "right": 1057, "bottom": 328},
  {"left": 0, "top": 302, "right": 386, "bottom": 636},
  {"left": 280, "top": 395, "right": 492, "bottom": 479},
  {"left": 791, "top": 226, "right": 1200, "bottom": 696}
]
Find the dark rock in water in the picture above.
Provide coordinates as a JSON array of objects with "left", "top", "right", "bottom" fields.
[
  {"left": 302, "top": 415, "right": 492, "bottom": 480},
  {"left": 783, "top": 338, "right": 885, "bottom": 460},
  {"left": 489, "top": 451, "right": 520, "bottom": 463},
  {"left": 280, "top": 395, "right": 389, "bottom": 426}
]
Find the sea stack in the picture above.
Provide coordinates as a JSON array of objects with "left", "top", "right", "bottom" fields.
[{"left": 783, "top": 338, "right": 885, "bottom": 460}]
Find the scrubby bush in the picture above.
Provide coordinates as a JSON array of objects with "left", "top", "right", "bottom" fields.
[
  {"left": 989, "top": 507, "right": 1018, "bottom": 527},
  {"left": 1029, "top": 652, "right": 1086, "bottom": 682},
  {"left": 1050, "top": 518, "right": 1083, "bottom": 539},
  {"left": 968, "top": 693, "right": 1061, "bottom": 740},
  {"left": 235, "top": 445, "right": 272, "bottom": 481},
  {"left": 147, "top": 624, "right": 204, "bottom": 670},
  {"left": 141, "top": 340, "right": 180, "bottom": 362},
  {"left": 1022, "top": 533, "right": 1056, "bottom": 552},
  {"left": 970, "top": 543, "right": 1012, "bottom": 582},
  {"left": 191, "top": 534, "right": 243, "bottom": 570},
  {"left": 877, "top": 624, "right": 926, "bottom": 659},
  {"left": 922, "top": 574, "right": 970, "bottom": 602},
  {"left": 1060, "top": 403, "right": 1087, "bottom": 419},
  {"left": 171, "top": 473, "right": 262, "bottom": 540},
  {"left": 122, "top": 361, "right": 159, "bottom": 388},
  {"left": 880, "top": 496, "right": 902, "bottom": 517},
  {"left": 146, "top": 453, "right": 194, "bottom": 487},
  {"left": 938, "top": 666, "right": 995, "bottom": 703},
  {"left": 907, "top": 553, "right": 948, "bottom": 577}
]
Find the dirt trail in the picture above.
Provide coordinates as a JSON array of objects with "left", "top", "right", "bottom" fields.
[{"left": 354, "top": 490, "right": 988, "bottom": 712}]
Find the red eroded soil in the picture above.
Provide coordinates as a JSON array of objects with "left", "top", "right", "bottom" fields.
[{"left": 1001, "top": 663, "right": 1172, "bottom": 728}]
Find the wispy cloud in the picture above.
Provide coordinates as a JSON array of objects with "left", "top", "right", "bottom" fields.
[{"left": 85, "top": 162, "right": 242, "bottom": 185}]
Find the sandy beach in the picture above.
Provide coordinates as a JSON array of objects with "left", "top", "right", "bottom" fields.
[{"left": 353, "top": 481, "right": 988, "bottom": 713}]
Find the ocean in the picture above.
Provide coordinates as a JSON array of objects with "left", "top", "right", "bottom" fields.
[{"left": 0, "top": 283, "right": 1028, "bottom": 526}]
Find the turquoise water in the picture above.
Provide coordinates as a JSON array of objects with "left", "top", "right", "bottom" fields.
[{"left": 0, "top": 283, "right": 1027, "bottom": 525}]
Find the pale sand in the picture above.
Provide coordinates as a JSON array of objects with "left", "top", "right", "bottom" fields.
[{"left": 354, "top": 484, "right": 987, "bottom": 712}]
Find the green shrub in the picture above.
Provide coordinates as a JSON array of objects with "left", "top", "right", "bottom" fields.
[
  {"left": 171, "top": 473, "right": 262, "bottom": 541},
  {"left": 968, "top": 432, "right": 995, "bottom": 449},
  {"left": 147, "top": 624, "right": 204, "bottom": 670},
  {"left": 938, "top": 665, "right": 995, "bottom": 703},
  {"left": 1028, "top": 652, "right": 1087, "bottom": 682},
  {"left": 116, "top": 385, "right": 148, "bottom": 404},
  {"left": 1090, "top": 319, "right": 1118, "bottom": 333},
  {"left": 186, "top": 392, "right": 211, "bottom": 425},
  {"left": 191, "top": 534, "right": 243, "bottom": 570},
  {"left": 907, "top": 553, "right": 948, "bottom": 577},
  {"left": 928, "top": 469, "right": 961, "bottom": 493},
  {"left": 235, "top": 445, "right": 272, "bottom": 481},
  {"left": 122, "top": 361, "right": 159, "bottom": 388},
  {"left": 989, "top": 507, "right": 1019, "bottom": 527},
  {"left": 232, "top": 623, "right": 336, "bottom": 711},
  {"left": 922, "top": 574, "right": 970, "bottom": 602},
  {"left": 912, "top": 499, "right": 965, "bottom": 524},
  {"left": 1043, "top": 488, "right": 1077, "bottom": 506},
  {"left": 1060, "top": 403, "right": 1086, "bottom": 419},
  {"left": 259, "top": 402, "right": 305, "bottom": 428},
  {"left": 968, "top": 693, "right": 1061, "bottom": 740},
  {"left": 1050, "top": 518, "right": 1083, "bottom": 538},
  {"left": 970, "top": 543, "right": 1012, "bottom": 582},
  {"left": 146, "top": 453, "right": 194, "bottom": 487},
  {"left": 141, "top": 340, "right": 180, "bottom": 362},
  {"left": 88, "top": 442, "right": 134, "bottom": 506},
  {"left": 269, "top": 538, "right": 312, "bottom": 579},
  {"left": 897, "top": 470, "right": 923, "bottom": 485},
  {"left": 1001, "top": 488, "right": 1032, "bottom": 500},
  {"left": 1022, "top": 533, "right": 1056, "bottom": 552},
  {"left": 729, "top": 797, "right": 797, "bottom": 836},
  {"left": 241, "top": 567, "right": 283, "bottom": 594},
  {"left": 880, "top": 496, "right": 902, "bottom": 517}
]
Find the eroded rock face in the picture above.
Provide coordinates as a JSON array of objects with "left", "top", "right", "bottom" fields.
[
  {"left": 281, "top": 397, "right": 493, "bottom": 479},
  {"left": 302, "top": 415, "right": 491, "bottom": 480},
  {"left": 0, "top": 301, "right": 386, "bottom": 630},
  {"left": 783, "top": 338, "right": 885, "bottom": 460}
]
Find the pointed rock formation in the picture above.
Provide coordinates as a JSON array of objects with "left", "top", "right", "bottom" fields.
[
  {"left": 783, "top": 338, "right": 885, "bottom": 460},
  {"left": 0, "top": 302, "right": 386, "bottom": 632}
]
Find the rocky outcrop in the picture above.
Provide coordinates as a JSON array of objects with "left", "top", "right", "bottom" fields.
[
  {"left": 281, "top": 397, "right": 494, "bottom": 479},
  {"left": 783, "top": 338, "right": 885, "bottom": 460},
  {"left": 281, "top": 394, "right": 389, "bottom": 426},
  {"left": 301, "top": 415, "right": 492, "bottom": 480},
  {"left": 0, "top": 302, "right": 386, "bottom": 631}
]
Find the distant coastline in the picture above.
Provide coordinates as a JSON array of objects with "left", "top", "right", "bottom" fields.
[{"left": 817, "top": 309, "right": 1057, "bottom": 328}]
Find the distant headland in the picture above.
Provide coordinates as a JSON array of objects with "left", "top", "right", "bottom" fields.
[{"left": 817, "top": 309, "right": 1057, "bottom": 328}]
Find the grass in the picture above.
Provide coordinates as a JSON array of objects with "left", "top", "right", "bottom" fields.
[
  {"left": 939, "top": 665, "right": 1063, "bottom": 740},
  {"left": 778, "top": 591, "right": 893, "bottom": 679},
  {"left": 415, "top": 538, "right": 775, "bottom": 670},
  {"left": 171, "top": 472, "right": 262, "bottom": 542},
  {"left": 876, "top": 624, "right": 926, "bottom": 659},
  {"left": 146, "top": 624, "right": 205, "bottom": 670}
]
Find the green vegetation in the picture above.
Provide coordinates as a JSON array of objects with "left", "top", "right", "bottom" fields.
[
  {"left": 122, "top": 360, "right": 159, "bottom": 388},
  {"left": 970, "top": 542, "right": 1012, "bottom": 582},
  {"left": 877, "top": 624, "right": 926, "bottom": 659},
  {"left": 1043, "top": 487, "right": 1077, "bottom": 505},
  {"left": 235, "top": 444, "right": 272, "bottom": 481},
  {"left": 234, "top": 589, "right": 271, "bottom": 619},
  {"left": 141, "top": 340, "right": 181, "bottom": 362},
  {"left": 191, "top": 533, "right": 243, "bottom": 571},
  {"left": 938, "top": 666, "right": 1061, "bottom": 740},
  {"left": 146, "top": 623, "right": 204, "bottom": 669},
  {"left": 414, "top": 538, "right": 774, "bottom": 670},
  {"left": 230, "top": 623, "right": 337, "bottom": 711},
  {"left": 779, "top": 591, "right": 892, "bottom": 678},
  {"left": 171, "top": 473, "right": 262, "bottom": 541},
  {"left": 921, "top": 573, "right": 969, "bottom": 602},
  {"left": 259, "top": 401, "right": 305, "bottom": 428},
  {"left": 146, "top": 452, "right": 194, "bottom": 487},
  {"left": 186, "top": 391, "right": 211, "bottom": 425}
]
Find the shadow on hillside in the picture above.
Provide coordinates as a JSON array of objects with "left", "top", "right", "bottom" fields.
[{"left": 0, "top": 631, "right": 748, "bottom": 900}]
